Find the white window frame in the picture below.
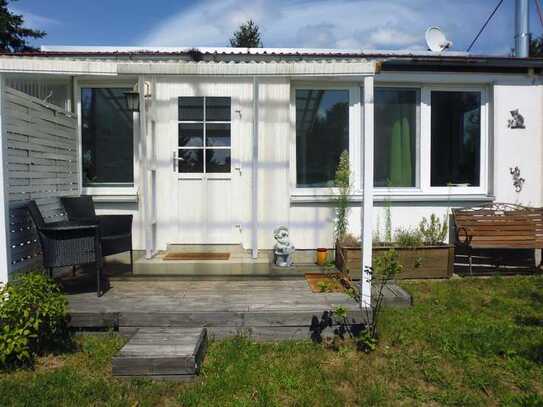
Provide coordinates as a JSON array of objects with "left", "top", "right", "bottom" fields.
[
  {"left": 373, "top": 84, "right": 422, "bottom": 193},
  {"left": 421, "top": 84, "right": 489, "bottom": 196},
  {"left": 176, "top": 96, "right": 232, "bottom": 177},
  {"left": 76, "top": 80, "right": 139, "bottom": 196},
  {"left": 289, "top": 82, "right": 361, "bottom": 197},
  {"left": 289, "top": 81, "right": 490, "bottom": 201}
]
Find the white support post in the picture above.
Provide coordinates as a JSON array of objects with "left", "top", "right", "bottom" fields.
[
  {"left": 139, "top": 76, "right": 152, "bottom": 259},
  {"left": 0, "top": 74, "right": 10, "bottom": 283},
  {"left": 361, "top": 75, "right": 374, "bottom": 309},
  {"left": 251, "top": 76, "right": 259, "bottom": 259}
]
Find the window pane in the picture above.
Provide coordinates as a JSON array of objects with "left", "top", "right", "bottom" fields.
[
  {"left": 374, "top": 88, "right": 418, "bottom": 187},
  {"left": 296, "top": 89, "right": 349, "bottom": 187},
  {"left": 81, "top": 88, "right": 133, "bottom": 186},
  {"left": 206, "top": 149, "right": 231, "bottom": 173},
  {"left": 179, "top": 97, "right": 204, "bottom": 121},
  {"left": 431, "top": 91, "right": 481, "bottom": 187},
  {"left": 178, "top": 149, "right": 203, "bottom": 173},
  {"left": 206, "top": 97, "right": 230, "bottom": 121},
  {"left": 179, "top": 123, "right": 203, "bottom": 147},
  {"left": 206, "top": 123, "right": 230, "bottom": 147}
]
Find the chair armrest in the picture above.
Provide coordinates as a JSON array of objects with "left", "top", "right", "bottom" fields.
[
  {"left": 97, "top": 215, "right": 133, "bottom": 236},
  {"left": 40, "top": 221, "right": 99, "bottom": 233}
]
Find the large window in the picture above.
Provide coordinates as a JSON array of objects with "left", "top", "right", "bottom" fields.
[
  {"left": 81, "top": 88, "right": 134, "bottom": 187},
  {"left": 296, "top": 89, "right": 349, "bottom": 187},
  {"left": 177, "top": 97, "right": 231, "bottom": 173},
  {"left": 374, "top": 88, "right": 419, "bottom": 187},
  {"left": 291, "top": 84, "right": 486, "bottom": 198},
  {"left": 431, "top": 91, "right": 481, "bottom": 187}
]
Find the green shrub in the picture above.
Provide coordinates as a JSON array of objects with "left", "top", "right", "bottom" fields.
[
  {"left": 0, "top": 272, "right": 69, "bottom": 368},
  {"left": 394, "top": 228, "right": 423, "bottom": 248},
  {"left": 419, "top": 214, "right": 448, "bottom": 245}
]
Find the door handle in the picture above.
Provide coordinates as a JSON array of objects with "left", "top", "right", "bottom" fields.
[{"left": 172, "top": 151, "right": 177, "bottom": 172}]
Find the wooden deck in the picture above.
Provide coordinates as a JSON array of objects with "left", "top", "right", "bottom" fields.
[{"left": 62, "top": 271, "right": 411, "bottom": 341}]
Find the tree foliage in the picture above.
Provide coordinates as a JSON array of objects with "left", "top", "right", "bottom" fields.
[
  {"left": 530, "top": 35, "right": 543, "bottom": 57},
  {"left": 0, "top": 0, "right": 45, "bottom": 53},
  {"left": 229, "top": 19, "right": 262, "bottom": 48}
]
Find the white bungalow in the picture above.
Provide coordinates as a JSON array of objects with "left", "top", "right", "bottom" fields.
[{"left": 0, "top": 30, "right": 542, "bottom": 306}]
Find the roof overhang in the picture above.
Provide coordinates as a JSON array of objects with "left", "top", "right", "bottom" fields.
[{"left": 0, "top": 55, "right": 380, "bottom": 77}]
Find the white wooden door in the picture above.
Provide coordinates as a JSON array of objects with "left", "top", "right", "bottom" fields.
[{"left": 175, "top": 96, "right": 236, "bottom": 244}]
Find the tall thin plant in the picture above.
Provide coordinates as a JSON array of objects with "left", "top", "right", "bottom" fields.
[
  {"left": 332, "top": 249, "right": 402, "bottom": 352},
  {"left": 383, "top": 198, "right": 392, "bottom": 243},
  {"left": 334, "top": 150, "right": 351, "bottom": 242}
]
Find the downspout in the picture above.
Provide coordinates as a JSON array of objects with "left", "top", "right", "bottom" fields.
[
  {"left": 515, "top": 0, "right": 530, "bottom": 57},
  {"left": 251, "top": 76, "right": 259, "bottom": 259}
]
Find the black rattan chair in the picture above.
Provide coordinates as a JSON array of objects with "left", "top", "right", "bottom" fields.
[
  {"left": 26, "top": 200, "right": 106, "bottom": 296},
  {"left": 60, "top": 196, "right": 134, "bottom": 273}
]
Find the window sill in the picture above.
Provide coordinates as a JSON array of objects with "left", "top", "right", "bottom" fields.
[
  {"left": 82, "top": 187, "right": 139, "bottom": 203},
  {"left": 290, "top": 193, "right": 495, "bottom": 204},
  {"left": 91, "top": 195, "right": 139, "bottom": 204}
]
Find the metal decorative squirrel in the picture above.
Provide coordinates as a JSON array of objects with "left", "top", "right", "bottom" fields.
[
  {"left": 273, "top": 226, "right": 295, "bottom": 267},
  {"left": 510, "top": 166, "right": 525, "bottom": 192},
  {"left": 507, "top": 109, "right": 525, "bottom": 129}
]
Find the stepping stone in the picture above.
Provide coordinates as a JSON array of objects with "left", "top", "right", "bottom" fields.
[{"left": 112, "top": 327, "right": 207, "bottom": 381}]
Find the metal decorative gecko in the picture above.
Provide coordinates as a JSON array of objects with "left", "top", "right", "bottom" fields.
[{"left": 510, "top": 166, "right": 525, "bottom": 192}]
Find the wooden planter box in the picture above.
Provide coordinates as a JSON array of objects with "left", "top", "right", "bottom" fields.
[{"left": 336, "top": 243, "right": 453, "bottom": 279}]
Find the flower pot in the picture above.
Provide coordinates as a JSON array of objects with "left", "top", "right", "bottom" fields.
[{"left": 316, "top": 248, "right": 328, "bottom": 266}]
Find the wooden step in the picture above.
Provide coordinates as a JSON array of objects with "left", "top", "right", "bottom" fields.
[{"left": 112, "top": 327, "right": 207, "bottom": 381}]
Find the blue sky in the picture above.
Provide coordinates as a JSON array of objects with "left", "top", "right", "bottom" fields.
[{"left": 11, "top": 0, "right": 543, "bottom": 54}]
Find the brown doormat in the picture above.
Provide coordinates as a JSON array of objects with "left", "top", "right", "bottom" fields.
[
  {"left": 305, "top": 273, "right": 346, "bottom": 293},
  {"left": 163, "top": 252, "right": 230, "bottom": 261}
]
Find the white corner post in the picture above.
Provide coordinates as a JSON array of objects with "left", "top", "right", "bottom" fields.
[
  {"left": 138, "top": 75, "right": 152, "bottom": 259},
  {"left": 251, "top": 76, "right": 259, "bottom": 259},
  {"left": 0, "top": 74, "right": 10, "bottom": 283},
  {"left": 361, "top": 75, "right": 374, "bottom": 309}
]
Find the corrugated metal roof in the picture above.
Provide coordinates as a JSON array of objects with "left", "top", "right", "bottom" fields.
[{"left": 0, "top": 46, "right": 541, "bottom": 70}]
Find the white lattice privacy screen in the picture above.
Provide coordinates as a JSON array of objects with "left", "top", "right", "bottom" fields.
[{"left": 5, "top": 86, "right": 79, "bottom": 273}]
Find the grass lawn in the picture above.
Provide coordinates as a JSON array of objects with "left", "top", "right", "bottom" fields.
[{"left": 1, "top": 276, "right": 543, "bottom": 406}]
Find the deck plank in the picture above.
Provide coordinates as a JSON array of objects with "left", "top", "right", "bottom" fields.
[{"left": 66, "top": 279, "right": 411, "bottom": 336}]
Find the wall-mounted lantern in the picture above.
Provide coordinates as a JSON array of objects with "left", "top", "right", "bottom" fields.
[{"left": 124, "top": 90, "right": 140, "bottom": 112}]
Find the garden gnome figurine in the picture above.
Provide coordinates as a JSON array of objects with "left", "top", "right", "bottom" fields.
[{"left": 273, "top": 226, "right": 295, "bottom": 267}]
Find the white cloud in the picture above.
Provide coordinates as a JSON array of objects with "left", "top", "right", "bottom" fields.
[
  {"left": 141, "top": 0, "right": 514, "bottom": 53},
  {"left": 9, "top": 7, "right": 60, "bottom": 30}
]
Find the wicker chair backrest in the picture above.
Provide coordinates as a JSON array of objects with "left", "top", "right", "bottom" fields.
[
  {"left": 61, "top": 195, "right": 97, "bottom": 220},
  {"left": 26, "top": 200, "right": 46, "bottom": 229}
]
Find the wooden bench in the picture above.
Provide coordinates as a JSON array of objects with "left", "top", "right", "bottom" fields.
[{"left": 452, "top": 203, "right": 543, "bottom": 274}]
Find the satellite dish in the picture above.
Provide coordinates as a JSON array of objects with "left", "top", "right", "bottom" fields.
[{"left": 425, "top": 27, "right": 453, "bottom": 52}]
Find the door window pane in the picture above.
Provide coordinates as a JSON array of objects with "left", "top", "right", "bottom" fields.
[
  {"left": 178, "top": 96, "right": 232, "bottom": 174},
  {"left": 206, "top": 97, "right": 231, "bottom": 121},
  {"left": 81, "top": 88, "right": 133, "bottom": 186},
  {"left": 296, "top": 89, "right": 349, "bottom": 187},
  {"left": 206, "top": 149, "right": 231, "bottom": 173},
  {"left": 179, "top": 97, "right": 204, "bottom": 121},
  {"left": 178, "top": 149, "right": 203, "bottom": 173},
  {"left": 374, "top": 88, "right": 418, "bottom": 187},
  {"left": 206, "top": 123, "right": 230, "bottom": 147},
  {"left": 179, "top": 123, "right": 203, "bottom": 147},
  {"left": 431, "top": 91, "right": 481, "bottom": 187}
]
